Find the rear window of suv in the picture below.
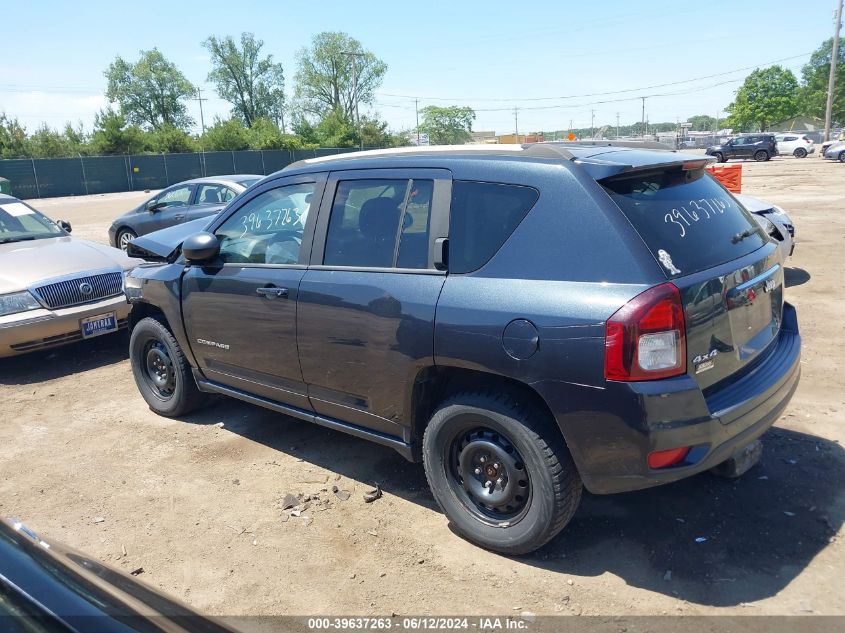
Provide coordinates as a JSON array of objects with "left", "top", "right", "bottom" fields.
[{"left": 601, "top": 167, "right": 767, "bottom": 277}]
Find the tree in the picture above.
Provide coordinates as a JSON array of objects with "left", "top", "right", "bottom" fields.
[
  {"left": 294, "top": 32, "right": 387, "bottom": 121},
  {"left": 26, "top": 123, "right": 87, "bottom": 158},
  {"left": 418, "top": 106, "right": 475, "bottom": 145},
  {"left": 201, "top": 118, "right": 250, "bottom": 151},
  {"left": 146, "top": 125, "right": 198, "bottom": 153},
  {"left": 800, "top": 38, "right": 845, "bottom": 124},
  {"left": 725, "top": 66, "right": 799, "bottom": 132},
  {"left": 0, "top": 114, "right": 30, "bottom": 158},
  {"left": 105, "top": 49, "right": 195, "bottom": 130},
  {"left": 204, "top": 33, "right": 285, "bottom": 127},
  {"left": 89, "top": 108, "right": 148, "bottom": 155},
  {"left": 688, "top": 114, "right": 717, "bottom": 131}
]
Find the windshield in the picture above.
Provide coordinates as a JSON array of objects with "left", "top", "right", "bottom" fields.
[
  {"left": 601, "top": 167, "right": 767, "bottom": 277},
  {"left": 0, "top": 201, "right": 64, "bottom": 244}
]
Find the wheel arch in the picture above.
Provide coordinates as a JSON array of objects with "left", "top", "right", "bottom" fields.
[{"left": 408, "top": 365, "right": 572, "bottom": 465}]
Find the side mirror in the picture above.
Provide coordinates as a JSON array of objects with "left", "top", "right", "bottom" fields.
[
  {"left": 182, "top": 232, "right": 220, "bottom": 263},
  {"left": 57, "top": 219, "right": 72, "bottom": 233},
  {"left": 146, "top": 199, "right": 163, "bottom": 212}
]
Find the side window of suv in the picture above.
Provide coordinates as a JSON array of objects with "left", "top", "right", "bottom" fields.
[
  {"left": 324, "top": 179, "right": 434, "bottom": 269},
  {"left": 215, "top": 182, "right": 315, "bottom": 265},
  {"left": 448, "top": 181, "right": 539, "bottom": 274}
]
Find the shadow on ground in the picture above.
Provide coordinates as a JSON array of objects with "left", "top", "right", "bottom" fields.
[
  {"left": 179, "top": 398, "right": 844, "bottom": 607},
  {"left": 0, "top": 332, "right": 128, "bottom": 386},
  {"left": 785, "top": 267, "right": 811, "bottom": 288}
]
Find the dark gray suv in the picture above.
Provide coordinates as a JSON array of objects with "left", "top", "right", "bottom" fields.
[{"left": 124, "top": 144, "right": 801, "bottom": 554}]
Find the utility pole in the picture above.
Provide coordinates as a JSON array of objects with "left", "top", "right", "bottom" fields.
[
  {"left": 616, "top": 112, "right": 620, "bottom": 139},
  {"left": 641, "top": 96, "right": 646, "bottom": 138},
  {"left": 341, "top": 51, "right": 364, "bottom": 149},
  {"left": 514, "top": 107, "right": 519, "bottom": 143},
  {"left": 415, "top": 98, "right": 420, "bottom": 145},
  {"left": 590, "top": 109, "right": 595, "bottom": 138},
  {"left": 824, "top": 0, "right": 843, "bottom": 142},
  {"left": 194, "top": 88, "right": 208, "bottom": 135}
]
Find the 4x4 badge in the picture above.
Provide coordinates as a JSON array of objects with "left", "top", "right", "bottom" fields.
[{"left": 657, "top": 249, "right": 681, "bottom": 275}]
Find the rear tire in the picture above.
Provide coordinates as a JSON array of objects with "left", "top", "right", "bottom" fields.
[
  {"left": 754, "top": 150, "right": 769, "bottom": 162},
  {"left": 422, "top": 391, "right": 582, "bottom": 555},
  {"left": 129, "top": 316, "right": 206, "bottom": 417},
  {"left": 793, "top": 148, "right": 807, "bottom": 158}
]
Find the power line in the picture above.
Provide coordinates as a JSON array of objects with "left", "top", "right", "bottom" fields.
[{"left": 375, "top": 52, "right": 812, "bottom": 104}]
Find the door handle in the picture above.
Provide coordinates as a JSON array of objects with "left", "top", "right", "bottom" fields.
[
  {"left": 256, "top": 286, "right": 289, "bottom": 299},
  {"left": 174, "top": 214, "right": 185, "bottom": 221}
]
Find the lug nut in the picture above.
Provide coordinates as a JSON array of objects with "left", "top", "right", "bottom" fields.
[
  {"left": 496, "top": 478, "right": 504, "bottom": 487},
  {"left": 474, "top": 467, "right": 482, "bottom": 475},
  {"left": 493, "top": 462, "right": 500, "bottom": 469},
  {"left": 479, "top": 456, "right": 487, "bottom": 463},
  {"left": 484, "top": 481, "right": 493, "bottom": 489}
]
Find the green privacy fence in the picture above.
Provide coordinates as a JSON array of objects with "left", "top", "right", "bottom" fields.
[{"left": 0, "top": 148, "right": 373, "bottom": 199}]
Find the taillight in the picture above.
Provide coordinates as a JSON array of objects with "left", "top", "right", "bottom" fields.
[{"left": 605, "top": 283, "right": 686, "bottom": 381}]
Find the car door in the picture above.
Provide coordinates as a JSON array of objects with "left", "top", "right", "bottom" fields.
[
  {"left": 184, "top": 182, "right": 238, "bottom": 225},
  {"left": 729, "top": 136, "right": 748, "bottom": 158},
  {"left": 297, "top": 169, "right": 450, "bottom": 439},
  {"left": 143, "top": 184, "right": 195, "bottom": 234},
  {"left": 181, "top": 174, "right": 325, "bottom": 409}
]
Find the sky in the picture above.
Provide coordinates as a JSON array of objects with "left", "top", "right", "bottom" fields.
[{"left": 0, "top": 0, "right": 839, "bottom": 136}]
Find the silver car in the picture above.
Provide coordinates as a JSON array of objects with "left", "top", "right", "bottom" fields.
[
  {"left": 735, "top": 193, "right": 796, "bottom": 260},
  {"left": 0, "top": 195, "right": 139, "bottom": 357},
  {"left": 823, "top": 140, "right": 845, "bottom": 162}
]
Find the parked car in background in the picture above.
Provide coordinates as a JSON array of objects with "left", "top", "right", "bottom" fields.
[
  {"left": 820, "top": 130, "right": 845, "bottom": 157},
  {"left": 736, "top": 193, "right": 796, "bottom": 259},
  {"left": 705, "top": 134, "right": 778, "bottom": 162},
  {"left": 823, "top": 140, "right": 845, "bottom": 162},
  {"left": 0, "top": 194, "right": 138, "bottom": 357},
  {"left": 124, "top": 144, "right": 800, "bottom": 555},
  {"left": 774, "top": 133, "right": 814, "bottom": 158},
  {"left": 108, "top": 175, "right": 262, "bottom": 250},
  {"left": 0, "top": 517, "right": 235, "bottom": 632}
]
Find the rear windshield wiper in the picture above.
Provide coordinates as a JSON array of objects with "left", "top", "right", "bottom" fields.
[{"left": 731, "top": 228, "right": 756, "bottom": 244}]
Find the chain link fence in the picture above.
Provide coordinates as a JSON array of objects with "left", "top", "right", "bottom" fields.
[{"left": 0, "top": 148, "right": 374, "bottom": 199}]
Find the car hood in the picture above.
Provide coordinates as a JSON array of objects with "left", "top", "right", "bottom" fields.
[
  {"left": 127, "top": 216, "right": 212, "bottom": 260},
  {"left": 0, "top": 236, "right": 139, "bottom": 294}
]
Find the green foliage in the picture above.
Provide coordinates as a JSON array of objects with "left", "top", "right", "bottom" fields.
[
  {"left": 105, "top": 49, "right": 195, "bottom": 130},
  {"left": 799, "top": 38, "right": 845, "bottom": 124},
  {"left": 26, "top": 123, "right": 87, "bottom": 158},
  {"left": 204, "top": 33, "right": 285, "bottom": 127},
  {"left": 0, "top": 113, "right": 29, "bottom": 158},
  {"left": 418, "top": 106, "right": 475, "bottom": 145},
  {"left": 688, "top": 114, "right": 718, "bottom": 131},
  {"left": 201, "top": 118, "right": 250, "bottom": 151},
  {"left": 146, "top": 125, "right": 198, "bottom": 153},
  {"left": 294, "top": 32, "right": 387, "bottom": 121},
  {"left": 246, "top": 117, "right": 304, "bottom": 150},
  {"left": 89, "top": 108, "right": 148, "bottom": 155},
  {"left": 725, "top": 66, "right": 799, "bottom": 132}
]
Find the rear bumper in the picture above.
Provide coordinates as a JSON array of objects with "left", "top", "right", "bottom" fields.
[
  {"left": 542, "top": 303, "right": 801, "bottom": 494},
  {"left": 0, "top": 295, "right": 130, "bottom": 357}
]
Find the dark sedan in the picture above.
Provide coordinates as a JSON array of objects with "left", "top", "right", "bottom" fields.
[{"left": 108, "top": 175, "right": 262, "bottom": 249}]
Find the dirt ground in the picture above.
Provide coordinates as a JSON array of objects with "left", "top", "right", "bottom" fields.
[{"left": 2, "top": 155, "right": 845, "bottom": 618}]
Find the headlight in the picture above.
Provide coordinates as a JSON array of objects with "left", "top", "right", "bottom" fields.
[{"left": 0, "top": 291, "right": 42, "bottom": 317}]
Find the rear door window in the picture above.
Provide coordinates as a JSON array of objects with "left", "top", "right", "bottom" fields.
[
  {"left": 601, "top": 167, "right": 767, "bottom": 277},
  {"left": 448, "top": 181, "right": 539, "bottom": 273}
]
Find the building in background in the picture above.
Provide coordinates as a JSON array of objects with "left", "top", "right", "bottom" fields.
[{"left": 469, "top": 130, "right": 498, "bottom": 144}]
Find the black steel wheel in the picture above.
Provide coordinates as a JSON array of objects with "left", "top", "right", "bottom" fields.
[
  {"left": 423, "top": 391, "right": 582, "bottom": 555},
  {"left": 754, "top": 150, "right": 769, "bottom": 161},
  {"left": 448, "top": 427, "right": 532, "bottom": 525},
  {"left": 129, "top": 316, "right": 206, "bottom": 417}
]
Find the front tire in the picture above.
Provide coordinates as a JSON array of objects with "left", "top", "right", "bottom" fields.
[
  {"left": 117, "top": 228, "right": 137, "bottom": 251},
  {"left": 422, "top": 391, "right": 582, "bottom": 555},
  {"left": 793, "top": 147, "right": 807, "bottom": 158},
  {"left": 129, "top": 316, "right": 206, "bottom": 417},
  {"left": 839, "top": 151, "right": 845, "bottom": 163},
  {"left": 712, "top": 152, "right": 725, "bottom": 163},
  {"left": 754, "top": 150, "right": 769, "bottom": 162}
]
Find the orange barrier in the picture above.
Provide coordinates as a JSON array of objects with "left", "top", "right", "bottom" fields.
[{"left": 705, "top": 164, "right": 742, "bottom": 193}]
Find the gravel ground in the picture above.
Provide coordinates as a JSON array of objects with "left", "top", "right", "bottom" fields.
[{"left": 2, "top": 155, "right": 844, "bottom": 617}]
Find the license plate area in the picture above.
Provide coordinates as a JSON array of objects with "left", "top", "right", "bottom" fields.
[{"left": 80, "top": 312, "right": 118, "bottom": 339}]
